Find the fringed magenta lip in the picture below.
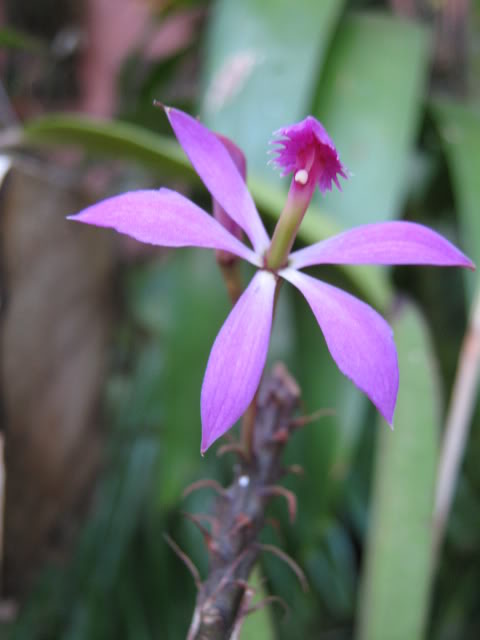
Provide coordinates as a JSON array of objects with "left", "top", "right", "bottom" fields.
[{"left": 269, "top": 115, "right": 348, "bottom": 193}]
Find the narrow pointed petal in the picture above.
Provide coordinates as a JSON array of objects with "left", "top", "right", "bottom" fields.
[
  {"left": 68, "top": 188, "right": 260, "bottom": 265},
  {"left": 201, "top": 271, "right": 277, "bottom": 453},
  {"left": 212, "top": 133, "right": 246, "bottom": 265},
  {"left": 166, "top": 107, "right": 270, "bottom": 253},
  {"left": 289, "top": 221, "right": 475, "bottom": 270},
  {"left": 281, "top": 268, "right": 398, "bottom": 423}
]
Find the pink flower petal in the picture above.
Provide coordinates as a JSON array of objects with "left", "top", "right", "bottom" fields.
[
  {"left": 201, "top": 271, "right": 277, "bottom": 453},
  {"left": 68, "top": 188, "right": 260, "bottom": 265},
  {"left": 289, "top": 221, "right": 475, "bottom": 270},
  {"left": 166, "top": 107, "right": 270, "bottom": 253},
  {"left": 281, "top": 268, "right": 398, "bottom": 424},
  {"left": 212, "top": 132, "right": 246, "bottom": 244}
]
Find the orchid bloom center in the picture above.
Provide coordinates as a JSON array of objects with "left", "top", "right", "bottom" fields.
[
  {"left": 265, "top": 117, "right": 346, "bottom": 271},
  {"left": 270, "top": 115, "right": 346, "bottom": 195}
]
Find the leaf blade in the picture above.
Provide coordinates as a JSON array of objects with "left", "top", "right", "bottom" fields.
[{"left": 357, "top": 303, "right": 440, "bottom": 640}]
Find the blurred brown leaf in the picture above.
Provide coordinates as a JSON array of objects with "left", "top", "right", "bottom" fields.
[
  {"left": 79, "top": 0, "right": 202, "bottom": 116},
  {"left": 0, "top": 162, "right": 113, "bottom": 597}
]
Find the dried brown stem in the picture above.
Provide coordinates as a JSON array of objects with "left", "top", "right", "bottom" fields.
[
  {"left": 183, "top": 479, "right": 226, "bottom": 500},
  {"left": 255, "top": 543, "right": 308, "bottom": 593},
  {"left": 433, "top": 289, "right": 480, "bottom": 558},
  {"left": 184, "top": 363, "right": 301, "bottom": 640},
  {"left": 290, "top": 407, "right": 336, "bottom": 429},
  {"left": 163, "top": 534, "right": 202, "bottom": 592},
  {"left": 258, "top": 486, "right": 297, "bottom": 524}
]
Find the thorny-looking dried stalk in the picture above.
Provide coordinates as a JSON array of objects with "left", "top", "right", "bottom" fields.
[{"left": 168, "top": 363, "right": 305, "bottom": 640}]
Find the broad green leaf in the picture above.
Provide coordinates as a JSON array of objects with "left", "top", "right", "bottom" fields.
[
  {"left": 200, "top": 0, "right": 345, "bottom": 175},
  {"left": 20, "top": 113, "right": 391, "bottom": 310},
  {"left": 314, "top": 13, "right": 431, "bottom": 225},
  {"left": 357, "top": 303, "right": 440, "bottom": 640},
  {"left": 430, "top": 99, "right": 480, "bottom": 299}
]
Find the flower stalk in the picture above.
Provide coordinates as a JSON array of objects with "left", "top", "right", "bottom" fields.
[
  {"left": 185, "top": 364, "right": 302, "bottom": 640},
  {"left": 265, "top": 176, "right": 316, "bottom": 270}
]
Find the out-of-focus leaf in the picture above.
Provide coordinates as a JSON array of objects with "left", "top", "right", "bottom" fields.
[
  {"left": 200, "top": 0, "right": 345, "bottom": 174},
  {"left": 20, "top": 114, "right": 391, "bottom": 310},
  {"left": 23, "top": 114, "right": 194, "bottom": 181},
  {"left": 305, "top": 519, "right": 356, "bottom": 617},
  {"left": 126, "top": 250, "right": 230, "bottom": 504},
  {"left": 430, "top": 99, "right": 480, "bottom": 299},
  {"left": 119, "top": 555, "right": 152, "bottom": 640},
  {"left": 90, "top": 439, "right": 158, "bottom": 592},
  {"left": 240, "top": 569, "right": 275, "bottom": 640},
  {"left": 357, "top": 303, "right": 440, "bottom": 640},
  {"left": 1, "top": 166, "right": 111, "bottom": 597},
  {"left": 314, "top": 13, "right": 431, "bottom": 225},
  {"left": 0, "top": 26, "right": 47, "bottom": 52}
]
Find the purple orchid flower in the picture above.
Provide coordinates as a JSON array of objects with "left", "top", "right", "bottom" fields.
[{"left": 69, "top": 107, "right": 474, "bottom": 453}]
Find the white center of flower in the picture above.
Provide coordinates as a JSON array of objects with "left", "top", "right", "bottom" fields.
[
  {"left": 294, "top": 168, "right": 309, "bottom": 185},
  {"left": 238, "top": 475, "right": 250, "bottom": 488}
]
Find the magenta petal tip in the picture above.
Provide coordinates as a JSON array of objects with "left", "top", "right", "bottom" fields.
[{"left": 280, "top": 268, "right": 399, "bottom": 427}]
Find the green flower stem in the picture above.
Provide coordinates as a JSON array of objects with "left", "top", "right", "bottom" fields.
[{"left": 265, "top": 178, "right": 315, "bottom": 270}]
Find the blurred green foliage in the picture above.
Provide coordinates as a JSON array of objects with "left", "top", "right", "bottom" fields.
[
  {"left": 3, "top": 0, "right": 480, "bottom": 638},
  {"left": 358, "top": 303, "right": 440, "bottom": 640}
]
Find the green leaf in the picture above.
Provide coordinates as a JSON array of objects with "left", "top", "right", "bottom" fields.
[
  {"left": 314, "top": 13, "right": 431, "bottom": 225},
  {"left": 240, "top": 569, "right": 275, "bottom": 640},
  {"left": 357, "top": 302, "right": 440, "bottom": 640},
  {"left": 24, "top": 114, "right": 195, "bottom": 182},
  {"left": 125, "top": 251, "right": 230, "bottom": 505},
  {"left": 430, "top": 99, "right": 480, "bottom": 299},
  {"left": 200, "top": 0, "right": 346, "bottom": 176}
]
